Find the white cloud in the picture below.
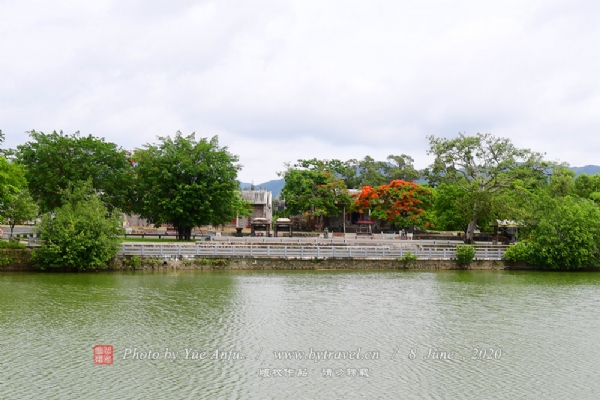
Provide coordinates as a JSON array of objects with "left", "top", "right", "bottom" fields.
[{"left": 1, "top": 0, "right": 599, "bottom": 183}]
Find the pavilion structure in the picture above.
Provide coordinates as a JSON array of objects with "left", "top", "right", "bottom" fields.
[
  {"left": 274, "top": 218, "right": 293, "bottom": 237},
  {"left": 250, "top": 218, "right": 272, "bottom": 237},
  {"left": 490, "top": 220, "right": 520, "bottom": 244},
  {"left": 355, "top": 219, "right": 374, "bottom": 238}
]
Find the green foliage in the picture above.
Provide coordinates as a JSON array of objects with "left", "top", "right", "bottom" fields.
[
  {"left": 547, "top": 166, "right": 575, "bottom": 198},
  {"left": 0, "top": 129, "right": 7, "bottom": 156},
  {"left": 32, "top": 182, "right": 124, "bottom": 270},
  {"left": 574, "top": 173, "right": 600, "bottom": 200},
  {"left": 122, "top": 256, "right": 162, "bottom": 269},
  {"left": 520, "top": 196, "right": 600, "bottom": 270},
  {"left": 431, "top": 184, "right": 471, "bottom": 231},
  {"left": 0, "top": 157, "right": 27, "bottom": 208},
  {"left": 16, "top": 130, "right": 131, "bottom": 213},
  {"left": 0, "top": 239, "right": 28, "bottom": 267},
  {"left": 9, "top": 235, "right": 22, "bottom": 243},
  {"left": 0, "top": 247, "right": 28, "bottom": 266},
  {"left": 0, "top": 157, "right": 35, "bottom": 238},
  {"left": 280, "top": 159, "right": 351, "bottom": 230},
  {"left": 1, "top": 188, "right": 38, "bottom": 237},
  {"left": 503, "top": 242, "right": 532, "bottom": 263},
  {"left": 130, "top": 255, "right": 142, "bottom": 268},
  {"left": 425, "top": 132, "right": 548, "bottom": 243},
  {"left": 341, "top": 155, "right": 420, "bottom": 189},
  {"left": 148, "top": 258, "right": 161, "bottom": 268},
  {"left": 131, "top": 132, "right": 248, "bottom": 240},
  {"left": 455, "top": 245, "right": 476, "bottom": 265},
  {"left": 590, "top": 192, "right": 600, "bottom": 204},
  {"left": 398, "top": 251, "right": 417, "bottom": 262},
  {"left": 194, "top": 258, "right": 230, "bottom": 266},
  {"left": 0, "top": 240, "right": 26, "bottom": 250}
]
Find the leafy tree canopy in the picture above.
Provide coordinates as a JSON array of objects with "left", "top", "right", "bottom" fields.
[
  {"left": 574, "top": 173, "right": 600, "bottom": 200},
  {"left": 0, "top": 157, "right": 27, "bottom": 208},
  {"left": 279, "top": 159, "right": 351, "bottom": 229},
  {"left": 342, "top": 155, "right": 419, "bottom": 189},
  {"left": 16, "top": 130, "right": 131, "bottom": 213},
  {"left": 431, "top": 184, "right": 475, "bottom": 232},
  {"left": 547, "top": 166, "right": 575, "bottom": 198},
  {"left": 425, "top": 132, "right": 548, "bottom": 243},
  {"left": 131, "top": 132, "right": 248, "bottom": 240}
]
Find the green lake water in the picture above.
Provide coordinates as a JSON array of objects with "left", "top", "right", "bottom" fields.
[{"left": 1, "top": 270, "right": 600, "bottom": 399}]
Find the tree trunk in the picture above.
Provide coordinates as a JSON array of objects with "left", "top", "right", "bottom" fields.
[
  {"left": 465, "top": 201, "right": 479, "bottom": 244},
  {"left": 465, "top": 219, "right": 477, "bottom": 244},
  {"left": 176, "top": 226, "right": 192, "bottom": 241}
]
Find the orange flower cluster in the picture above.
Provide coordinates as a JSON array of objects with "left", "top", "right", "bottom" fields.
[{"left": 353, "top": 180, "right": 432, "bottom": 227}]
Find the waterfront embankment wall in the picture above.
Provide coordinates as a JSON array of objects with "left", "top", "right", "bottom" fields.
[{"left": 0, "top": 250, "right": 514, "bottom": 271}]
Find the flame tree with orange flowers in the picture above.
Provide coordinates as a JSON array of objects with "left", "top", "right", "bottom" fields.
[{"left": 353, "top": 180, "right": 433, "bottom": 229}]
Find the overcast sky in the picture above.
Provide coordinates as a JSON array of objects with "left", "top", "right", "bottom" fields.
[{"left": 1, "top": 0, "right": 599, "bottom": 183}]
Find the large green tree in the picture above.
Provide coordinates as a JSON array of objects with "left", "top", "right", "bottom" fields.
[
  {"left": 33, "top": 182, "right": 124, "bottom": 270},
  {"left": 431, "top": 184, "right": 475, "bottom": 232},
  {"left": 16, "top": 130, "right": 131, "bottom": 213},
  {"left": 425, "top": 132, "right": 547, "bottom": 243},
  {"left": 131, "top": 132, "right": 247, "bottom": 240},
  {"left": 279, "top": 159, "right": 351, "bottom": 230}
]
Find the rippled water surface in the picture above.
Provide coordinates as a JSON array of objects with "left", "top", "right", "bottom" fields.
[{"left": 2, "top": 270, "right": 600, "bottom": 399}]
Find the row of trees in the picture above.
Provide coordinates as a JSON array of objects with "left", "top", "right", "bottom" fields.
[
  {"left": 0, "top": 130, "right": 249, "bottom": 268},
  {"left": 279, "top": 157, "right": 431, "bottom": 231},
  {"left": 0, "top": 131, "right": 38, "bottom": 237},
  {"left": 3, "top": 129, "right": 600, "bottom": 270},
  {"left": 279, "top": 133, "right": 600, "bottom": 269},
  {"left": 280, "top": 133, "right": 550, "bottom": 241}
]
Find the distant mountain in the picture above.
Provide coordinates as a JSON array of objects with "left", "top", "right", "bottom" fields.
[
  {"left": 570, "top": 165, "right": 600, "bottom": 176},
  {"left": 240, "top": 179, "right": 285, "bottom": 198}
]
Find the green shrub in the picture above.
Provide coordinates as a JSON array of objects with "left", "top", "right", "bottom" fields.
[
  {"left": 523, "top": 197, "right": 600, "bottom": 270},
  {"left": 130, "top": 255, "right": 142, "bottom": 268},
  {"left": 0, "top": 240, "right": 26, "bottom": 250},
  {"left": 503, "top": 242, "right": 532, "bottom": 263},
  {"left": 32, "top": 182, "right": 124, "bottom": 270},
  {"left": 148, "top": 257, "right": 161, "bottom": 268},
  {"left": 9, "top": 235, "right": 21, "bottom": 244},
  {"left": 456, "top": 245, "right": 476, "bottom": 265},
  {"left": 0, "top": 241, "right": 28, "bottom": 266},
  {"left": 398, "top": 252, "right": 417, "bottom": 262},
  {"left": 193, "top": 258, "right": 229, "bottom": 267},
  {"left": 122, "top": 255, "right": 141, "bottom": 269}
]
